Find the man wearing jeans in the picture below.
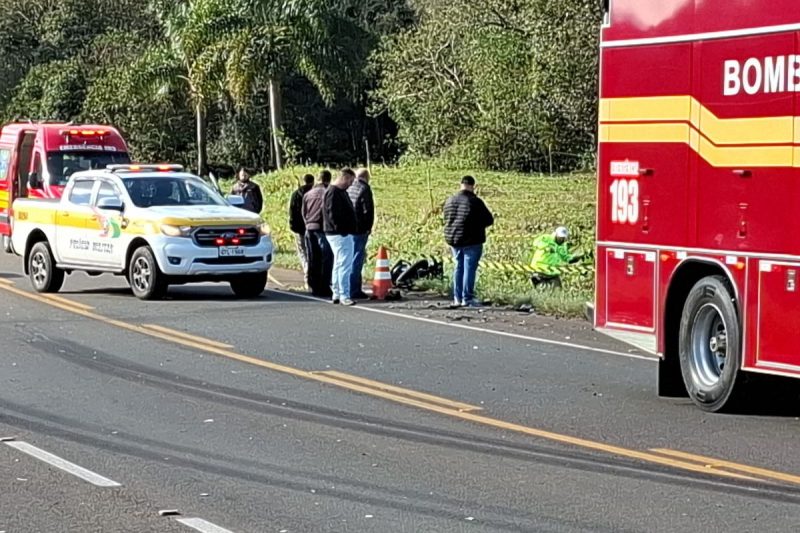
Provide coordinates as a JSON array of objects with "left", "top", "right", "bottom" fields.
[
  {"left": 347, "top": 168, "right": 375, "bottom": 299},
  {"left": 443, "top": 176, "right": 495, "bottom": 308},
  {"left": 323, "top": 169, "right": 358, "bottom": 306}
]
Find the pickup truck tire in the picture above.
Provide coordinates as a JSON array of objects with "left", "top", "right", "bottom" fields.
[
  {"left": 129, "top": 246, "right": 168, "bottom": 300},
  {"left": 230, "top": 272, "right": 267, "bottom": 299},
  {"left": 28, "top": 242, "right": 65, "bottom": 293}
]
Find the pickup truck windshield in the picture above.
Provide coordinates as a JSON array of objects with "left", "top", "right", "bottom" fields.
[
  {"left": 47, "top": 151, "right": 131, "bottom": 186},
  {"left": 123, "top": 177, "right": 226, "bottom": 208}
]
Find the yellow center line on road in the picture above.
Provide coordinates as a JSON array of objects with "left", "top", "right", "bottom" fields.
[
  {"left": 314, "top": 370, "right": 482, "bottom": 412},
  {"left": 0, "top": 277, "right": 14, "bottom": 285},
  {"left": 650, "top": 448, "right": 800, "bottom": 485},
  {"left": 0, "top": 281, "right": 785, "bottom": 486},
  {"left": 39, "top": 294, "right": 95, "bottom": 311},
  {"left": 141, "top": 324, "right": 234, "bottom": 350}
]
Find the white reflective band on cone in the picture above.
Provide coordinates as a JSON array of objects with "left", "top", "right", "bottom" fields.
[
  {"left": 376, "top": 259, "right": 391, "bottom": 268},
  {"left": 374, "top": 272, "right": 392, "bottom": 281}
]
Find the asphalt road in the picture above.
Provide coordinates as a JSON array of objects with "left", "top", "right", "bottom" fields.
[{"left": 3, "top": 252, "right": 800, "bottom": 532}]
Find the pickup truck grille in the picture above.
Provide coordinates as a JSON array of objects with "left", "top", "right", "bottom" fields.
[{"left": 193, "top": 227, "right": 260, "bottom": 247}]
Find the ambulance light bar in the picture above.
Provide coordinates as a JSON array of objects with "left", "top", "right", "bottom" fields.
[{"left": 107, "top": 164, "right": 185, "bottom": 173}]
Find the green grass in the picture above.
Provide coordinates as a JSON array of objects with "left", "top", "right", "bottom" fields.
[{"left": 250, "top": 164, "right": 596, "bottom": 317}]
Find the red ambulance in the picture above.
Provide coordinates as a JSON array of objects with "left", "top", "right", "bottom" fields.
[
  {"left": 0, "top": 123, "right": 130, "bottom": 252},
  {"left": 596, "top": 0, "right": 800, "bottom": 411}
]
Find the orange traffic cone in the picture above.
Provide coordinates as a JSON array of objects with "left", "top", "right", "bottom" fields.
[{"left": 371, "top": 246, "right": 392, "bottom": 300}]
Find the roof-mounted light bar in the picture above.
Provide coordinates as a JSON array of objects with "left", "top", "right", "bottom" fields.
[
  {"left": 107, "top": 164, "right": 185, "bottom": 173},
  {"left": 60, "top": 129, "right": 108, "bottom": 137}
]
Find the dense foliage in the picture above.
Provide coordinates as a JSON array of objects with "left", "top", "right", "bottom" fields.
[{"left": 0, "top": 0, "right": 601, "bottom": 173}]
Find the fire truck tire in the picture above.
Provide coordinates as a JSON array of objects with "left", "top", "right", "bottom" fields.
[
  {"left": 230, "top": 272, "right": 267, "bottom": 299},
  {"left": 128, "top": 246, "right": 168, "bottom": 300},
  {"left": 28, "top": 241, "right": 64, "bottom": 293},
  {"left": 679, "top": 276, "right": 743, "bottom": 412}
]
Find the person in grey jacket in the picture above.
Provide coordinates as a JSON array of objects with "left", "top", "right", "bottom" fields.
[
  {"left": 347, "top": 168, "right": 375, "bottom": 298},
  {"left": 302, "top": 170, "right": 333, "bottom": 297}
]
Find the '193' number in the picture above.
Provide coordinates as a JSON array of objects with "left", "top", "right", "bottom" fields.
[{"left": 610, "top": 179, "right": 639, "bottom": 224}]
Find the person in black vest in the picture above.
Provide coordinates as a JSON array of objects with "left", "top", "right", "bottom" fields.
[
  {"left": 443, "top": 176, "right": 494, "bottom": 308},
  {"left": 289, "top": 173, "right": 315, "bottom": 284},
  {"left": 302, "top": 170, "right": 333, "bottom": 297}
]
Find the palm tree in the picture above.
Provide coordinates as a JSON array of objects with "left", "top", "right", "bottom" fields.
[
  {"left": 133, "top": 0, "right": 233, "bottom": 175},
  {"left": 211, "top": 0, "right": 366, "bottom": 169}
]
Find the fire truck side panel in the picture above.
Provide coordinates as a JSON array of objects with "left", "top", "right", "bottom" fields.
[
  {"left": 597, "top": 42, "right": 693, "bottom": 335},
  {"left": 695, "top": 33, "right": 797, "bottom": 254},
  {"left": 604, "top": 249, "right": 657, "bottom": 330}
]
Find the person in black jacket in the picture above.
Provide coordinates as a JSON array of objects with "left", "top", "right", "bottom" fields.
[
  {"left": 302, "top": 170, "right": 333, "bottom": 297},
  {"left": 347, "top": 168, "right": 375, "bottom": 299},
  {"left": 323, "top": 168, "right": 358, "bottom": 306},
  {"left": 230, "top": 167, "right": 263, "bottom": 214},
  {"left": 443, "top": 176, "right": 494, "bottom": 308},
  {"left": 289, "top": 173, "right": 315, "bottom": 283}
]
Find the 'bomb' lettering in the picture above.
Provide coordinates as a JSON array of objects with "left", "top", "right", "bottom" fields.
[{"left": 724, "top": 55, "right": 800, "bottom": 96}]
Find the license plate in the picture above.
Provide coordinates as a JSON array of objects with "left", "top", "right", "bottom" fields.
[{"left": 219, "top": 246, "right": 245, "bottom": 257}]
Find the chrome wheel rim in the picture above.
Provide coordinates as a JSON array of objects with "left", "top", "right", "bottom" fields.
[
  {"left": 30, "top": 251, "right": 48, "bottom": 288},
  {"left": 131, "top": 257, "right": 152, "bottom": 293},
  {"left": 690, "top": 303, "right": 728, "bottom": 388}
]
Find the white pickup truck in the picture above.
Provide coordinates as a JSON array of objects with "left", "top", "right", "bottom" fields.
[{"left": 10, "top": 164, "right": 274, "bottom": 300}]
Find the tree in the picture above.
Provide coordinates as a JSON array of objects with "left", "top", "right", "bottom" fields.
[
  {"left": 372, "top": 0, "right": 602, "bottom": 172},
  {"left": 206, "top": 0, "right": 369, "bottom": 169},
  {"left": 132, "top": 0, "right": 235, "bottom": 175}
]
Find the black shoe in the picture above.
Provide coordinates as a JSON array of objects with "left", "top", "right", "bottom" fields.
[
  {"left": 332, "top": 299, "right": 340, "bottom": 305},
  {"left": 352, "top": 291, "right": 370, "bottom": 300}
]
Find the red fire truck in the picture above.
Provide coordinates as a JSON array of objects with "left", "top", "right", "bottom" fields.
[
  {"left": 595, "top": 1, "right": 800, "bottom": 411},
  {"left": 0, "top": 123, "right": 130, "bottom": 252}
]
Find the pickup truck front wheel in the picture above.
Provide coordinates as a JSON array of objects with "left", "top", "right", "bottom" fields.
[
  {"left": 129, "top": 247, "right": 167, "bottom": 300},
  {"left": 230, "top": 272, "right": 267, "bottom": 299},
  {"left": 28, "top": 242, "right": 64, "bottom": 293}
]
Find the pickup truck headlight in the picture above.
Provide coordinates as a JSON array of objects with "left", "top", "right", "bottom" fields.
[
  {"left": 161, "top": 224, "right": 193, "bottom": 237},
  {"left": 258, "top": 223, "right": 271, "bottom": 236}
]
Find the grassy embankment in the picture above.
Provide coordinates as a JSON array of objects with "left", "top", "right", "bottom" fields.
[{"left": 252, "top": 165, "right": 596, "bottom": 317}]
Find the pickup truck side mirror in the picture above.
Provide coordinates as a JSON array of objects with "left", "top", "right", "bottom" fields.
[
  {"left": 227, "top": 194, "right": 245, "bottom": 208},
  {"left": 97, "top": 197, "right": 124, "bottom": 212},
  {"left": 28, "top": 172, "right": 41, "bottom": 189}
]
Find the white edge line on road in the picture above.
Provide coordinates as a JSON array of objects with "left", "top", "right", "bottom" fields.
[
  {"left": 270, "top": 289, "right": 657, "bottom": 363},
  {"left": 4, "top": 441, "right": 121, "bottom": 487},
  {"left": 267, "top": 273, "right": 287, "bottom": 288},
  {"left": 176, "top": 517, "right": 235, "bottom": 533}
]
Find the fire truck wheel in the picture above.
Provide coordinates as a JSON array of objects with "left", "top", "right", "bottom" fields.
[
  {"left": 28, "top": 241, "right": 64, "bottom": 293},
  {"left": 129, "top": 246, "right": 167, "bottom": 300},
  {"left": 679, "top": 276, "right": 743, "bottom": 412},
  {"left": 230, "top": 272, "right": 267, "bottom": 299}
]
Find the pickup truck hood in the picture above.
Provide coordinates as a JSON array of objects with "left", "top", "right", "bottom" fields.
[{"left": 146, "top": 205, "right": 262, "bottom": 226}]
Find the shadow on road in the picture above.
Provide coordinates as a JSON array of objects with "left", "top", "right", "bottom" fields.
[
  {"left": 60, "top": 285, "right": 301, "bottom": 304},
  {"left": 728, "top": 374, "right": 800, "bottom": 417}
]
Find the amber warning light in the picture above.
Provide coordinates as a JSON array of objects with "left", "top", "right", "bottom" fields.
[{"left": 61, "top": 129, "right": 108, "bottom": 138}]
